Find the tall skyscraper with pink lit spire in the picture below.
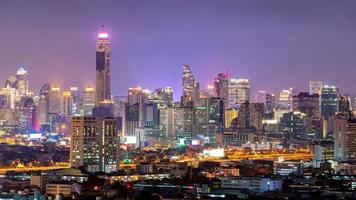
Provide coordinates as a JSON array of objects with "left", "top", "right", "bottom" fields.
[{"left": 95, "top": 29, "right": 111, "bottom": 106}]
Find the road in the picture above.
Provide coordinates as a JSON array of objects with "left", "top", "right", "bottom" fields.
[{"left": 0, "top": 164, "right": 70, "bottom": 174}]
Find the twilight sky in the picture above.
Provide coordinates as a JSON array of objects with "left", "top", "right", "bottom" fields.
[{"left": 1, "top": 0, "right": 356, "bottom": 99}]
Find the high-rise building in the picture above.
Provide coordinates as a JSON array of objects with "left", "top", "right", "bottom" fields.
[
  {"left": 353, "top": 96, "right": 356, "bottom": 112},
  {"left": 334, "top": 118, "right": 356, "bottom": 161},
  {"left": 48, "top": 85, "right": 62, "bottom": 115},
  {"left": 159, "top": 106, "right": 174, "bottom": 138},
  {"left": 277, "top": 88, "right": 293, "bottom": 110},
  {"left": 265, "top": 93, "right": 275, "bottom": 114},
  {"left": 255, "top": 90, "right": 267, "bottom": 104},
  {"left": 123, "top": 103, "right": 141, "bottom": 138},
  {"left": 70, "top": 116, "right": 119, "bottom": 173},
  {"left": 112, "top": 96, "right": 127, "bottom": 118},
  {"left": 224, "top": 107, "right": 238, "bottom": 130},
  {"left": 0, "top": 87, "right": 15, "bottom": 109},
  {"left": 309, "top": 81, "right": 323, "bottom": 95},
  {"left": 62, "top": 91, "right": 73, "bottom": 116},
  {"left": 194, "top": 98, "right": 209, "bottom": 125},
  {"left": 182, "top": 64, "right": 199, "bottom": 105},
  {"left": 321, "top": 85, "right": 339, "bottom": 119},
  {"left": 14, "top": 97, "right": 35, "bottom": 132},
  {"left": 128, "top": 87, "right": 146, "bottom": 105},
  {"left": 70, "top": 87, "right": 80, "bottom": 116},
  {"left": 292, "top": 92, "right": 321, "bottom": 136},
  {"left": 162, "top": 87, "right": 174, "bottom": 106},
  {"left": 5, "top": 67, "right": 30, "bottom": 101},
  {"left": 338, "top": 95, "right": 352, "bottom": 118},
  {"left": 236, "top": 79, "right": 250, "bottom": 106},
  {"left": 208, "top": 97, "right": 225, "bottom": 132},
  {"left": 238, "top": 101, "right": 250, "bottom": 129},
  {"left": 250, "top": 102, "right": 265, "bottom": 132},
  {"left": 215, "top": 72, "right": 229, "bottom": 101},
  {"left": 280, "top": 111, "right": 308, "bottom": 139},
  {"left": 228, "top": 78, "right": 250, "bottom": 108},
  {"left": 227, "top": 79, "right": 238, "bottom": 108},
  {"left": 292, "top": 92, "right": 320, "bottom": 120},
  {"left": 173, "top": 106, "right": 194, "bottom": 138},
  {"left": 206, "top": 84, "right": 216, "bottom": 97},
  {"left": 38, "top": 83, "right": 51, "bottom": 125},
  {"left": 95, "top": 30, "right": 111, "bottom": 106},
  {"left": 83, "top": 87, "right": 95, "bottom": 116}
]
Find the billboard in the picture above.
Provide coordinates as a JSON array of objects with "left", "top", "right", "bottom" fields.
[
  {"left": 203, "top": 148, "right": 224, "bottom": 157},
  {"left": 125, "top": 136, "right": 137, "bottom": 144}
]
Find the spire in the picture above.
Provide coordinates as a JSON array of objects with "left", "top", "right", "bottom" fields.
[{"left": 97, "top": 25, "right": 109, "bottom": 39}]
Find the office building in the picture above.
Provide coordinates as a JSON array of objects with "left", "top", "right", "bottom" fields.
[
  {"left": 70, "top": 87, "right": 80, "bottom": 116},
  {"left": 95, "top": 29, "right": 111, "bottom": 106},
  {"left": 224, "top": 107, "right": 237, "bottom": 130},
  {"left": 292, "top": 92, "right": 320, "bottom": 119},
  {"left": 277, "top": 88, "right": 293, "bottom": 110},
  {"left": 309, "top": 81, "right": 323, "bottom": 95},
  {"left": 38, "top": 83, "right": 51, "bottom": 125},
  {"left": 228, "top": 79, "right": 250, "bottom": 108},
  {"left": 339, "top": 95, "right": 352, "bottom": 118},
  {"left": 62, "top": 91, "right": 73, "bottom": 116},
  {"left": 70, "top": 116, "right": 119, "bottom": 173},
  {"left": 215, "top": 72, "right": 229, "bottom": 101},
  {"left": 265, "top": 93, "right": 275, "bottom": 114},
  {"left": 48, "top": 85, "right": 62, "bottom": 115},
  {"left": 250, "top": 102, "right": 265, "bottom": 132},
  {"left": 83, "top": 87, "right": 95, "bottom": 116},
  {"left": 334, "top": 118, "right": 356, "bottom": 161},
  {"left": 182, "top": 64, "right": 199, "bottom": 106},
  {"left": 255, "top": 90, "right": 267, "bottom": 104},
  {"left": 238, "top": 101, "right": 250, "bottom": 129},
  {"left": 321, "top": 85, "right": 339, "bottom": 119}
]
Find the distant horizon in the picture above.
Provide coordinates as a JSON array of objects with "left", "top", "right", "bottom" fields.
[
  {"left": 2, "top": 65, "right": 354, "bottom": 100},
  {"left": 1, "top": 0, "right": 356, "bottom": 100}
]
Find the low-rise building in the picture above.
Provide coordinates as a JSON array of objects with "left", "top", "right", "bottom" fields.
[{"left": 219, "top": 177, "right": 282, "bottom": 193}]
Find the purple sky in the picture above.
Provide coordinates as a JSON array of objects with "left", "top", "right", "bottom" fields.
[{"left": 1, "top": 0, "right": 356, "bottom": 99}]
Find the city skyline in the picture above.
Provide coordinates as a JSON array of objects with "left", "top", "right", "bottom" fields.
[
  {"left": 1, "top": 1, "right": 356, "bottom": 198},
  {"left": 1, "top": 0, "right": 356, "bottom": 99}
]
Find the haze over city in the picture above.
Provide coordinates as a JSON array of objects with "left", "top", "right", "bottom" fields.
[
  {"left": 1, "top": 1, "right": 356, "bottom": 199},
  {"left": 1, "top": 0, "right": 356, "bottom": 99}
]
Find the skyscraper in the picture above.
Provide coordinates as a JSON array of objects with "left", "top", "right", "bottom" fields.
[
  {"left": 182, "top": 64, "right": 199, "bottom": 105},
  {"left": 95, "top": 29, "right": 111, "bottom": 106},
  {"left": 238, "top": 101, "right": 250, "bottom": 129},
  {"left": 215, "top": 72, "right": 229, "bottom": 101},
  {"left": 309, "top": 81, "right": 323, "bottom": 95},
  {"left": 250, "top": 102, "right": 265, "bottom": 132},
  {"left": 83, "top": 87, "right": 95, "bottom": 116},
  {"left": 292, "top": 92, "right": 320, "bottom": 120},
  {"left": 62, "top": 91, "right": 73, "bottom": 115},
  {"left": 228, "top": 78, "right": 250, "bottom": 108},
  {"left": 227, "top": 78, "right": 238, "bottom": 108},
  {"left": 70, "top": 29, "right": 119, "bottom": 174},
  {"left": 321, "top": 85, "right": 339, "bottom": 119},
  {"left": 38, "top": 83, "right": 51, "bottom": 125},
  {"left": 277, "top": 88, "right": 293, "bottom": 110},
  {"left": 208, "top": 97, "right": 225, "bottom": 132},
  {"left": 236, "top": 79, "right": 250, "bottom": 107},
  {"left": 338, "top": 95, "right": 352, "bottom": 118},
  {"left": 293, "top": 92, "right": 321, "bottom": 136},
  {"left": 70, "top": 87, "right": 80, "bottom": 116},
  {"left": 255, "top": 90, "right": 267, "bottom": 104},
  {"left": 128, "top": 87, "right": 146, "bottom": 105},
  {"left": 334, "top": 118, "right": 356, "bottom": 161},
  {"left": 48, "top": 85, "right": 62, "bottom": 115},
  {"left": 265, "top": 93, "right": 275, "bottom": 114}
]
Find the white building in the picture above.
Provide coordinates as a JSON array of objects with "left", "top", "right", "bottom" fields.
[{"left": 220, "top": 177, "right": 282, "bottom": 193}]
